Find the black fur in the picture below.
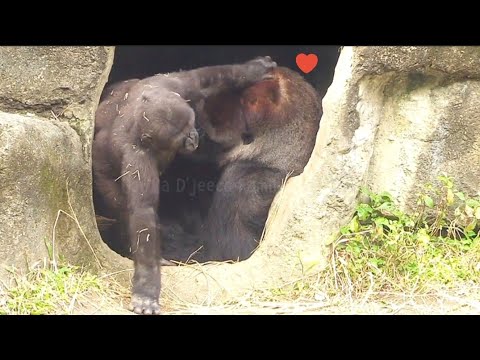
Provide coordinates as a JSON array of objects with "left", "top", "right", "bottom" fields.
[
  {"left": 92, "top": 57, "right": 277, "bottom": 314},
  {"left": 160, "top": 67, "right": 322, "bottom": 262}
]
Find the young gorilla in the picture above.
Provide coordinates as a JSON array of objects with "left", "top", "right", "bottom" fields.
[
  {"left": 92, "top": 57, "right": 277, "bottom": 315},
  {"left": 161, "top": 67, "right": 322, "bottom": 263}
]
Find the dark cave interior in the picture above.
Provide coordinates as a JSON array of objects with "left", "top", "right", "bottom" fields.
[
  {"left": 96, "top": 45, "right": 340, "bottom": 260},
  {"left": 107, "top": 45, "right": 340, "bottom": 99}
]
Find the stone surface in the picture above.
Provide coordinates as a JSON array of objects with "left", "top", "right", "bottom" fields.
[
  {"left": 3, "top": 46, "right": 480, "bottom": 310},
  {"left": 162, "top": 46, "right": 480, "bottom": 305},
  {"left": 363, "top": 47, "right": 480, "bottom": 210},
  {"left": 0, "top": 47, "right": 131, "bottom": 285},
  {"left": 0, "top": 46, "right": 114, "bottom": 158}
]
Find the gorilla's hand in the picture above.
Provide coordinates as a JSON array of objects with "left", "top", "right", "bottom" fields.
[{"left": 244, "top": 56, "right": 277, "bottom": 83}]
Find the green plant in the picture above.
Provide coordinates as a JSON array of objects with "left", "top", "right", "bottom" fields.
[
  {"left": 0, "top": 262, "right": 104, "bottom": 315},
  {"left": 324, "top": 175, "right": 480, "bottom": 298}
]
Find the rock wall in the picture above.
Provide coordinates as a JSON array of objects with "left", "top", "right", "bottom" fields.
[
  {"left": 2, "top": 46, "right": 480, "bottom": 307},
  {"left": 164, "top": 46, "right": 480, "bottom": 305},
  {"left": 0, "top": 47, "right": 130, "bottom": 284}
]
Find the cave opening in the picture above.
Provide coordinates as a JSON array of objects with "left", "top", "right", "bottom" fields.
[
  {"left": 94, "top": 45, "right": 340, "bottom": 263},
  {"left": 108, "top": 46, "right": 340, "bottom": 98}
]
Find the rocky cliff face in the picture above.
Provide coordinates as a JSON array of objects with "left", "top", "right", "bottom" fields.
[
  {"left": 2, "top": 46, "right": 480, "bottom": 306},
  {"left": 0, "top": 47, "right": 130, "bottom": 284}
]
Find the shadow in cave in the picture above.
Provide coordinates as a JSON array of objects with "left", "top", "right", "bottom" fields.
[
  {"left": 94, "top": 45, "right": 340, "bottom": 262},
  {"left": 108, "top": 46, "right": 340, "bottom": 99}
]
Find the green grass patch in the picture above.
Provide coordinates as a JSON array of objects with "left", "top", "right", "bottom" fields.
[
  {"left": 0, "top": 261, "right": 127, "bottom": 315},
  {"left": 322, "top": 175, "right": 480, "bottom": 297}
]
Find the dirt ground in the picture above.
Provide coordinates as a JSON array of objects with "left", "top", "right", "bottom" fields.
[
  {"left": 72, "top": 283, "right": 480, "bottom": 315},
  {"left": 3, "top": 258, "right": 479, "bottom": 315}
]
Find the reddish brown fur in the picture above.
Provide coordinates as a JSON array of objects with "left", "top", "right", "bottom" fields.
[
  {"left": 92, "top": 58, "right": 277, "bottom": 314},
  {"left": 161, "top": 67, "right": 322, "bottom": 262}
]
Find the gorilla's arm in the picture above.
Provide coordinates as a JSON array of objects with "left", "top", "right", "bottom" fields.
[
  {"left": 172, "top": 57, "right": 277, "bottom": 102},
  {"left": 120, "top": 148, "right": 161, "bottom": 315}
]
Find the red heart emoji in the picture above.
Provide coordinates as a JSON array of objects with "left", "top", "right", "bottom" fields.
[{"left": 296, "top": 53, "right": 318, "bottom": 74}]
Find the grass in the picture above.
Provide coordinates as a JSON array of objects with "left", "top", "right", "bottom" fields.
[
  {"left": 191, "top": 174, "right": 480, "bottom": 315},
  {"left": 318, "top": 174, "right": 480, "bottom": 300},
  {"left": 0, "top": 260, "right": 129, "bottom": 315},
  {"left": 2, "top": 174, "right": 480, "bottom": 315},
  {"left": 0, "top": 178, "right": 130, "bottom": 315}
]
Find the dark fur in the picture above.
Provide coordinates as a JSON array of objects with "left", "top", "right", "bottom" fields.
[
  {"left": 161, "top": 67, "right": 322, "bottom": 262},
  {"left": 92, "top": 57, "right": 277, "bottom": 314}
]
